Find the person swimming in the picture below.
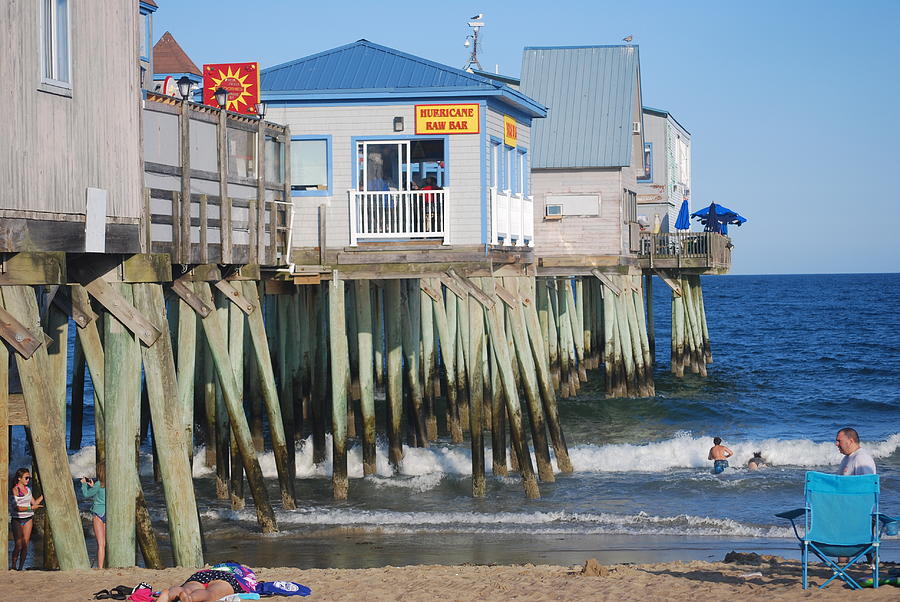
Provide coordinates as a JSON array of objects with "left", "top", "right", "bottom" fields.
[
  {"left": 708, "top": 437, "right": 733, "bottom": 474},
  {"left": 747, "top": 451, "right": 766, "bottom": 470}
]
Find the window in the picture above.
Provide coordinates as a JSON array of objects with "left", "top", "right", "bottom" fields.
[
  {"left": 489, "top": 139, "right": 500, "bottom": 188},
  {"left": 41, "top": 0, "right": 70, "bottom": 86},
  {"left": 623, "top": 189, "right": 637, "bottom": 224},
  {"left": 265, "top": 137, "right": 284, "bottom": 184},
  {"left": 516, "top": 149, "right": 528, "bottom": 196},
  {"left": 638, "top": 142, "right": 652, "bottom": 182},
  {"left": 292, "top": 137, "right": 331, "bottom": 194},
  {"left": 139, "top": 10, "right": 151, "bottom": 61}
]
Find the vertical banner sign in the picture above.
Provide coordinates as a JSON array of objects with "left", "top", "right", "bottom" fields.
[
  {"left": 503, "top": 115, "right": 518, "bottom": 147},
  {"left": 203, "top": 62, "right": 260, "bottom": 115},
  {"left": 415, "top": 104, "right": 480, "bottom": 134}
]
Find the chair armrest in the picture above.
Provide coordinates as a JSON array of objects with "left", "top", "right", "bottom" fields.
[
  {"left": 775, "top": 508, "right": 806, "bottom": 520},
  {"left": 878, "top": 513, "right": 899, "bottom": 536}
]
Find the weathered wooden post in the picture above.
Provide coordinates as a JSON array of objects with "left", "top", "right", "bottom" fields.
[
  {"left": 503, "top": 279, "right": 554, "bottom": 483},
  {"left": 132, "top": 283, "right": 204, "bottom": 567},
  {"left": 384, "top": 279, "right": 404, "bottom": 468},
  {"left": 427, "top": 279, "right": 462, "bottom": 442},
  {"left": 402, "top": 280, "right": 428, "bottom": 446},
  {"left": 311, "top": 285, "right": 329, "bottom": 464},
  {"left": 241, "top": 280, "right": 295, "bottom": 508},
  {"left": 69, "top": 335, "right": 86, "bottom": 449},
  {"left": 72, "top": 285, "right": 107, "bottom": 464},
  {"left": 574, "top": 278, "right": 587, "bottom": 381},
  {"left": 546, "top": 279, "right": 561, "bottom": 391},
  {"left": 228, "top": 298, "right": 246, "bottom": 509},
  {"left": 328, "top": 276, "right": 349, "bottom": 500},
  {"left": 443, "top": 286, "right": 464, "bottom": 442},
  {"left": 482, "top": 279, "right": 539, "bottom": 499},
  {"left": 354, "top": 280, "right": 377, "bottom": 475},
  {"left": 555, "top": 278, "right": 573, "bottom": 398},
  {"left": 467, "top": 282, "right": 486, "bottom": 497},
  {"left": 373, "top": 284, "right": 385, "bottom": 387},
  {"left": 693, "top": 275, "right": 712, "bottom": 364},
  {"left": 420, "top": 285, "right": 438, "bottom": 440},
  {"left": 195, "top": 282, "right": 277, "bottom": 533},
  {"left": 644, "top": 272, "right": 655, "bottom": 358},
  {"left": 671, "top": 284, "right": 685, "bottom": 377},
  {"left": 489, "top": 343, "right": 507, "bottom": 476}
]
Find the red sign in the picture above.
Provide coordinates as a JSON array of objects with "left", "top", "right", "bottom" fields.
[{"left": 203, "top": 62, "right": 260, "bottom": 115}]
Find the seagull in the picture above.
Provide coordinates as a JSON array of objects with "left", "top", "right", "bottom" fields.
[
  {"left": 623, "top": 35, "right": 633, "bottom": 42},
  {"left": 471, "top": 13, "right": 483, "bottom": 20}
]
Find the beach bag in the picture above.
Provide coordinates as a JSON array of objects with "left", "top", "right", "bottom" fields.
[
  {"left": 255, "top": 581, "right": 312, "bottom": 597},
  {"left": 210, "top": 562, "right": 258, "bottom": 593}
]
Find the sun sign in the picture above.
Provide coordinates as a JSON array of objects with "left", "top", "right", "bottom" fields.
[{"left": 203, "top": 62, "right": 260, "bottom": 115}]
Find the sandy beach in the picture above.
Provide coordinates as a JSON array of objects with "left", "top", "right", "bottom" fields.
[{"left": 4, "top": 556, "right": 899, "bottom": 601}]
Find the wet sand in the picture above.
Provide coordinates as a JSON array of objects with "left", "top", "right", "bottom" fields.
[{"left": 4, "top": 556, "right": 899, "bottom": 601}]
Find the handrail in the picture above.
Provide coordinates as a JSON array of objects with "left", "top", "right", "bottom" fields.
[
  {"left": 349, "top": 189, "right": 447, "bottom": 246},
  {"left": 639, "top": 231, "right": 732, "bottom": 267}
]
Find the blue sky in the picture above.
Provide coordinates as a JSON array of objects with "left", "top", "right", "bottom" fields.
[{"left": 154, "top": 1, "right": 900, "bottom": 275}]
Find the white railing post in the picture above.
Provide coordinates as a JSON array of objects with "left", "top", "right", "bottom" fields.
[
  {"left": 524, "top": 195, "right": 535, "bottom": 247},
  {"left": 348, "top": 189, "right": 358, "bottom": 246},
  {"left": 441, "top": 189, "right": 450, "bottom": 245}
]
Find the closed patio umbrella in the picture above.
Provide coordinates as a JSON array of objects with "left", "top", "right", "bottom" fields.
[{"left": 674, "top": 199, "right": 691, "bottom": 230}]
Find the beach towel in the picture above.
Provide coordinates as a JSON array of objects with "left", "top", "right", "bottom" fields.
[{"left": 255, "top": 581, "right": 312, "bottom": 597}]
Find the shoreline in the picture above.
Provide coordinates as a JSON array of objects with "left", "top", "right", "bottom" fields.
[{"left": 4, "top": 557, "right": 900, "bottom": 601}]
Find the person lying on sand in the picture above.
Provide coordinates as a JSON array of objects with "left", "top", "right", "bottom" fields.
[
  {"left": 747, "top": 452, "right": 766, "bottom": 470},
  {"left": 708, "top": 437, "right": 733, "bottom": 474},
  {"left": 155, "top": 562, "right": 257, "bottom": 602}
]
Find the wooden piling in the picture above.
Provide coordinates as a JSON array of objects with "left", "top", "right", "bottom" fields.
[
  {"left": 682, "top": 277, "right": 707, "bottom": 377},
  {"left": 69, "top": 335, "right": 86, "bottom": 449},
  {"left": 644, "top": 273, "right": 656, "bottom": 358},
  {"left": 402, "top": 280, "right": 428, "bottom": 446},
  {"left": 632, "top": 281, "right": 655, "bottom": 396},
  {"left": 420, "top": 285, "right": 438, "bottom": 440},
  {"left": 693, "top": 275, "right": 712, "bottom": 364},
  {"left": 545, "top": 279, "right": 561, "bottom": 391},
  {"left": 429, "top": 280, "right": 463, "bottom": 443},
  {"left": 72, "top": 285, "right": 106, "bottom": 464},
  {"left": 195, "top": 282, "right": 277, "bottom": 533},
  {"left": 443, "top": 287, "right": 464, "bottom": 442},
  {"left": 373, "top": 285, "right": 385, "bottom": 387},
  {"left": 555, "top": 278, "right": 573, "bottom": 398},
  {"left": 467, "top": 283, "right": 486, "bottom": 496},
  {"left": 228, "top": 299, "right": 246, "bottom": 510},
  {"left": 275, "top": 295, "right": 297, "bottom": 470},
  {"left": 102, "top": 283, "right": 142, "bottom": 568},
  {"left": 328, "top": 277, "right": 349, "bottom": 500},
  {"left": 241, "top": 281, "right": 295, "bottom": 508},
  {"left": 132, "top": 283, "right": 204, "bottom": 567},
  {"left": 176, "top": 294, "right": 197, "bottom": 463},
  {"left": 354, "top": 280, "right": 377, "bottom": 475},
  {"left": 574, "top": 278, "right": 588, "bottom": 381},
  {"left": 488, "top": 342, "right": 507, "bottom": 476},
  {"left": 521, "top": 280, "right": 573, "bottom": 473},
  {"left": 384, "top": 279, "right": 404, "bottom": 468},
  {"left": 671, "top": 284, "right": 685, "bottom": 377},
  {"left": 504, "top": 278, "right": 554, "bottom": 483},
  {"left": 311, "top": 285, "right": 329, "bottom": 465},
  {"left": 482, "top": 281, "right": 539, "bottom": 499}
]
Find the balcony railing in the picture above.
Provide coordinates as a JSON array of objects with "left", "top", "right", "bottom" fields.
[
  {"left": 490, "top": 187, "right": 534, "bottom": 247},
  {"left": 639, "top": 231, "right": 732, "bottom": 269},
  {"left": 349, "top": 189, "right": 448, "bottom": 246}
]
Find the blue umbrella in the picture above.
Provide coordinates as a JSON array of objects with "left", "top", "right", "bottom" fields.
[
  {"left": 691, "top": 203, "right": 746, "bottom": 234},
  {"left": 674, "top": 199, "right": 691, "bottom": 230}
]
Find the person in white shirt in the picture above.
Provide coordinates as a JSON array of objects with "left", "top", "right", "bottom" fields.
[{"left": 835, "top": 428, "right": 876, "bottom": 475}]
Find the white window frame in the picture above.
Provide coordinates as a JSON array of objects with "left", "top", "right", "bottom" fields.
[{"left": 39, "top": 0, "right": 72, "bottom": 91}]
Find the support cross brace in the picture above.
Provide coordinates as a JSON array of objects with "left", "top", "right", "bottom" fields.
[
  {"left": 652, "top": 269, "right": 683, "bottom": 296},
  {"left": 83, "top": 279, "right": 162, "bottom": 346},
  {"left": 591, "top": 269, "right": 622, "bottom": 296}
]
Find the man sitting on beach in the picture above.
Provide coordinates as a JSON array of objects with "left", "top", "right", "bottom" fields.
[
  {"left": 708, "top": 437, "right": 733, "bottom": 474},
  {"left": 835, "top": 427, "right": 876, "bottom": 475}
]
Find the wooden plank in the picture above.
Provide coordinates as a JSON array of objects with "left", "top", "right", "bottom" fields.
[
  {"left": 7, "top": 393, "right": 28, "bottom": 425},
  {"left": 419, "top": 279, "right": 441, "bottom": 303},
  {"left": 0, "top": 305, "right": 43, "bottom": 358},
  {"left": 293, "top": 274, "right": 321, "bottom": 285},
  {"left": 0, "top": 252, "right": 66, "bottom": 285},
  {"left": 493, "top": 282, "right": 519, "bottom": 309},
  {"left": 446, "top": 269, "right": 495, "bottom": 309},
  {"left": 652, "top": 269, "right": 683, "bottom": 296},
  {"left": 0, "top": 286, "right": 89, "bottom": 569},
  {"left": 336, "top": 251, "right": 488, "bottom": 265},
  {"left": 122, "top": 254, "right": 172, "bottom": 283},
  {"left": 170, "top": 277, "right": 212, "bottom": 318},
  {"left": 51, "top": 287, "right": 95, "bottom": 328},
  {"left": 199, "top": 193, "right": 209, "bottom": 265},
  {"left": 438, "top": 274, "right": 467, "bottom": 300},
  {"left": 264, "top": 279, "right": 295, "bottom": 295},
  {"left": 83, "top": 278, "right": 161, "bottom": 346},
  {"left": 213, "top": 279, "right": 256, "bottom": 315},
  {"left": 591, "top": 268, "right": 622, "bottom": 296},
  {"left": 328, "top": 278, "right": 349, "bottom": 499}
]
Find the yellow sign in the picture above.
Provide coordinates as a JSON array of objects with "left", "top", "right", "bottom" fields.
[
  {"left": 503, "top": 115, "right": 518, "bottom": 147},
  {"left": 415, "top": 104, "right": 480, "bottom": 134}
]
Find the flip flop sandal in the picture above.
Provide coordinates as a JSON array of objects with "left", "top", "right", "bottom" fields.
[{"left": 93, "top": 591, "right": 111, "bottom": 600}]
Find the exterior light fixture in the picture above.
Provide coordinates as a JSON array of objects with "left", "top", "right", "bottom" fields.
[
  {"left": 176, "top": 76, "right": 193, "bottom": 101},
  {"left": 393, "top": 116, "right": 404, "bottom": 132},
  {"left": 255, "top": 102, "right": 267, "bottom": 119},
  {"left": 214, "top": 87, "right": 229, "bottom": 110}
]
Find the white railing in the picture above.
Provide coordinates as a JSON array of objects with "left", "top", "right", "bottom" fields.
[
  {"left": 490, "top": 187, "right": 534, "bottom": 247},
  {"left": 349, "top": 189, "right": 448, "bottom": 246}
]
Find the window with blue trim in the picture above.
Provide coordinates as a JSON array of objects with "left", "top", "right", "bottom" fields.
[
  {"left": 517, "top": 149, "right": 528, "bottom": 196},
  {"left": 638, "top": 142, "right": 652, "bottom": 182},
  {"left": 489, "top": 139, "right": 501, "bottom": 188},
  {"left": 139, "top": 11, "right": 151, "bottom": 60},
  {"left": 291, "top": 137, "right": 331, "bottom": 194}
]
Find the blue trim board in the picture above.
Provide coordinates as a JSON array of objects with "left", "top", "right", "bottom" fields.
[
  {"left": 480, "top": 101, "right": 488, "bottom": 245},
  {"left": 290, "top": 135, "right": 333, "bottom": 197},
  {"left": 485, "top": 98, "right": 537, "bottom": 126},
  {"left": 349, "top": 135, "right": 451, "bottom": 190}
]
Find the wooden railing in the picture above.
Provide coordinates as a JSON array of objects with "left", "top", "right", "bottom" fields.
[
  {"left": 349, "top": 189, "right": 448, "bottom": 246},
  {"left": 490, "top": 188, "right": 534, "bottom": 247},
  {"left": 639, "top": 231, "right": 732, "bottom": 269}
]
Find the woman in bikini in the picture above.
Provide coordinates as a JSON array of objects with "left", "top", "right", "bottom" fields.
[
  {"left": 154, "top": 562, "right": 258, "bottom": 601},
  {"left": 81, "top": 461, "right": 107, "bottom": 568},
  {"left": 9, "top": 467, "right": 43, "bottom": 570}
]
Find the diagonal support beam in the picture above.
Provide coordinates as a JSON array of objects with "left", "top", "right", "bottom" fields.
[
  {"left": 0, "top": 305, "right": 42, "bottom": 358},
  {"left": 652, "top": 269, "right": 683, "bottom": 296},
  {"left": 84, "top": 278, "right": 161, "bottom": 345},
  {"left": 590, "top": 269, "right": 622, "bottom": 296},
  {"left": 214, "top": 279, "right": 256, "bottom": 315},
  {"left": 445, "top": 269, "right": 495, "bottom": 309}
]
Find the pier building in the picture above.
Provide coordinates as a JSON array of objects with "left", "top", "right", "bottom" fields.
[{"left": 635, "top": 107, "right": 692, "bottom": 234}]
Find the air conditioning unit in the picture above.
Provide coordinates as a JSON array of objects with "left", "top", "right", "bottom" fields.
[
  {"left": 545, "top": 204, "right": 563, "bottom": 219},
  {"left": 632, "top": 121, "right": 641, "bottom": 134}
]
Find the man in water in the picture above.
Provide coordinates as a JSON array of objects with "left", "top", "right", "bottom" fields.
[
  {"left": 835, "top": 427, "right": 876, "bottom": 475},
  {"left": 708, "top": 437, "right": 733, "bottom": 474}
]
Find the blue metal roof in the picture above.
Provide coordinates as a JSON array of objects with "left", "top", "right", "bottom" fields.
[
  {"left": 261, "top": 40, "right": 546, "bottom": 118},
  {"left": 520, "top": 45, "right": 640, "bottom": 168}
]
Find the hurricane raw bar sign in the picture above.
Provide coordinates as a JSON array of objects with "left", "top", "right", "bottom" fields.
[{"left": 415, "top": 104, "right": 480, "bottom": 134}]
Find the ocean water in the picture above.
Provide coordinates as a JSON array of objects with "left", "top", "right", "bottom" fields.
[{"left": 9, "top": 273, "right": 900, "bottom": 567}]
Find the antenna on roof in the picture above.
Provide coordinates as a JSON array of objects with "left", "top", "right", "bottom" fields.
[{"left": 463, "top": 14, "right": 484, "bottom": 72}]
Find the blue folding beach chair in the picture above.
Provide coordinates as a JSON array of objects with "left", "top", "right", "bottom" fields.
[{"left": 776, "top": 471, "right": 898, "bottom": 590}]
